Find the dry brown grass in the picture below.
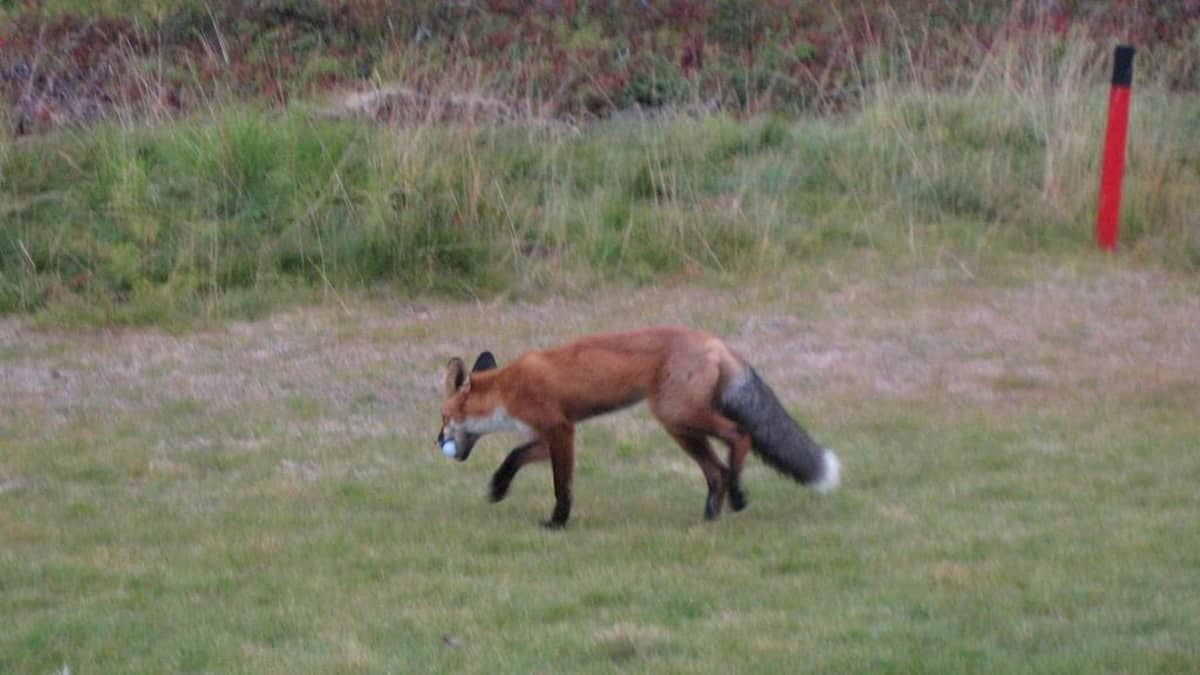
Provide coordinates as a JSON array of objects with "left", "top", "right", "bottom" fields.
[{"left": 3, "top": 256, "right": 1196, "bottom": 445}]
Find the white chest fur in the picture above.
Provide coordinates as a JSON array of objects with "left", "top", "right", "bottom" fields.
[{"left": 462, "top": 406, "right": 533, "bottom": 437}]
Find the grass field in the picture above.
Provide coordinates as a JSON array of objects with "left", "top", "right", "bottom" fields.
[
  {"left": 4, "top": 5, "right": 1200, "bottom": 670},
  {"left": 3, "top": 254, "right": 1198, "bottom": 672}
]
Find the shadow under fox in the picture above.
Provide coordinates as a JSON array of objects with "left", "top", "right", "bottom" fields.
[{"left": 437, "top": 326, "right": 840, "bottom": 528}]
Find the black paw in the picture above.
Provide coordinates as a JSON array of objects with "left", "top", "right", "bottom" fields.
[
  {"left": 730, "top": 489, "right": 748, "bottom": 512},
  {"left": 489, "top": 478, "right": 510, "bottom": 503},
  {"left": 542, "top": 502, "right": 570, "bottom": 529},
  {"left": 704, "top": 496, "right": 722, "bottom": 521}
]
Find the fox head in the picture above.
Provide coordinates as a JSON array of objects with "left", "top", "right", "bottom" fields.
[{"left": 437, "top": 351, "right": 498, "bottom": 461}]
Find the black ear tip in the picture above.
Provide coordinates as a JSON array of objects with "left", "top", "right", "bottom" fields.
[{"left": 472, "top": 351, "right": 497, "bottom": 372}]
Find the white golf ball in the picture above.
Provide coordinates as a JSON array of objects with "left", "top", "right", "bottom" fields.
[{"left": 441, "top": 440, "right": 458, "bottom": 458}]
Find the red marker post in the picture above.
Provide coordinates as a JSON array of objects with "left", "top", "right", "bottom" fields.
[{"left": 1096, "top": 45, "right": 1135, "bottom": 252}]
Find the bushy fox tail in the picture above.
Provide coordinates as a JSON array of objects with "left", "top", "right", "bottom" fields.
[{"left": 718, "top": 367, "right": 840, "bottom": 491}]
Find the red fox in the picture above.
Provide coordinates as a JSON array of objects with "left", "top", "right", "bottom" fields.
[{"left": 436, "top": 326, "right": 840, "bottom": 528}]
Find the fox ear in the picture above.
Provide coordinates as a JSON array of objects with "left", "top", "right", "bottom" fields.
[
  {"left": 444, "top": 357, "right": 467, "bottom": 397},
  {"left": 472, "top": 351, "right": 497, "bottom": 372}
]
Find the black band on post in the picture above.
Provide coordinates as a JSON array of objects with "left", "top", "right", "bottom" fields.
[{"left": 1111, "top": 45, "right": 1135, "bottom": 87}]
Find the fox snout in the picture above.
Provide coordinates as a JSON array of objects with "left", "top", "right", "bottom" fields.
[{"left": 436, "top": 426, "right": 478, "bottom": 462}]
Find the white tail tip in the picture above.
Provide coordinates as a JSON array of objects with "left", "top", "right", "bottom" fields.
[{"left": 814, "top": 449, "right": 841, "bottom": 493}]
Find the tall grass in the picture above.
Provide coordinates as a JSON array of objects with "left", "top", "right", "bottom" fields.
[{"left": 2, "top": 32, "right": 1198, "bottom": 323}]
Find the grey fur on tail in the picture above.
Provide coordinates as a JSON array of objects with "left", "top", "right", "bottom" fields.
[{"left": 719, "top": 368, "right": 840, "bottom": 491}]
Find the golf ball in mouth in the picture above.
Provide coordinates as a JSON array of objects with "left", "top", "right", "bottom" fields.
[{"left": 441, "top": 440, "right": 458, "bottom": 458}]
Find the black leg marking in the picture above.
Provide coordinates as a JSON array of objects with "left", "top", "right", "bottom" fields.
[
  {"left": 724, "top": 427, "right": 752, "bottom": 513},
  {"left": 729, "top": 474, "right": 748, "bottom": 512},
  {"left": 490, "top": 441, "right": 538, "bottom": 503},
  {"left": 704, "top": 484, "right": 723, "bottom": 520},
  {"left": 542, "top": 500, "right": 571, "bottom": 529}
]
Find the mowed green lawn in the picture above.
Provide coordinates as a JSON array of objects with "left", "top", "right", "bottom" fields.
[{"left": 2, "top": 258, "right": 1198, "bottom": 673}]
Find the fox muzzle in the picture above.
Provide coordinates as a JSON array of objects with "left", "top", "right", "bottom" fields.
[{"left": 436, "top": 427, "right": 479, "bottom": 462}]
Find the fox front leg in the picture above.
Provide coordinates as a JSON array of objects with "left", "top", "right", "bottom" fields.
[
  {"left": 543, "top": 424, "right": 575, "bottom": 529},
  {"left": 490, "top": 440, "right": 548, "bottom": 503}
]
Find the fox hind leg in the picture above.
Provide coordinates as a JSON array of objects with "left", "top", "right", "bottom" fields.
[
  {"left": 726, "top": 431, "right": 752, "bottom": 511},
  {"left": 677, "top": 410, "right": 752, "bottom": 514},
  {"left": 699, "top": 412, "right": 752, "bottom": 512},
  {"left": 668, "top": 431, "right": 729, "bottom": 520}
]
